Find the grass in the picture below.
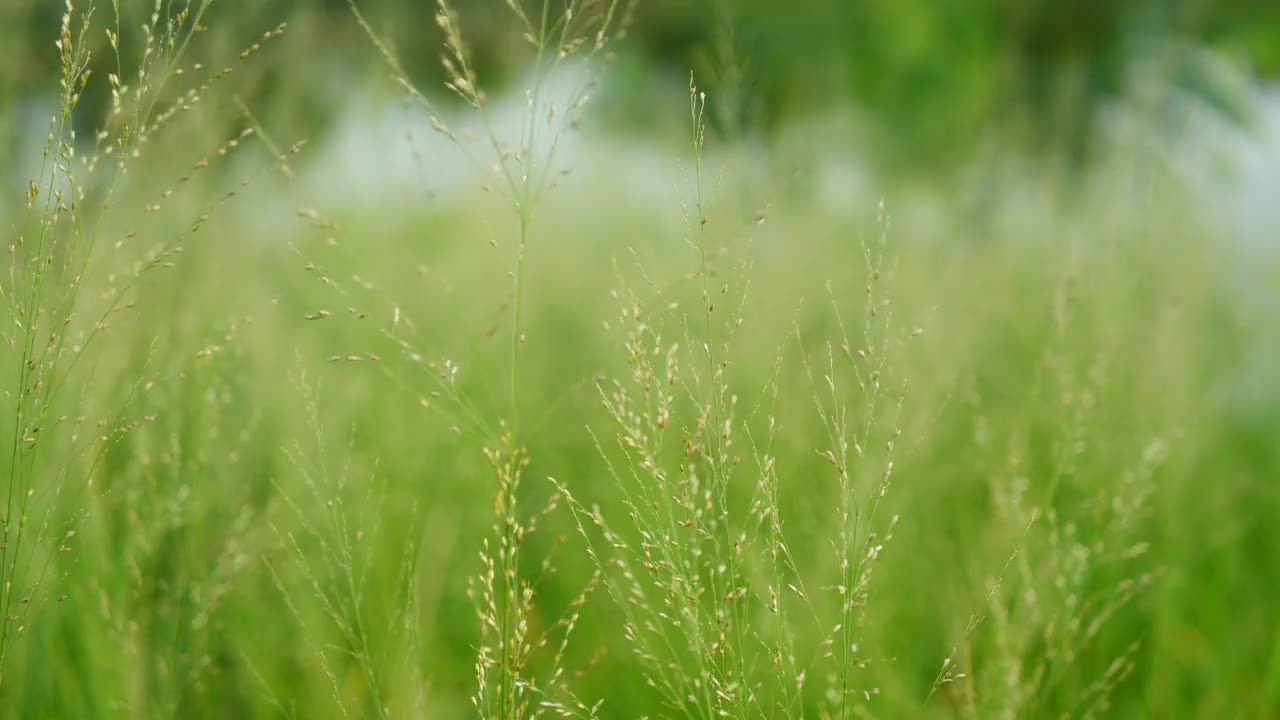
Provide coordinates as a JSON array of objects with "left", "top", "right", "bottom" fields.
[{"left": 1, "top": 1, "right": 1278, "bottom": 718}]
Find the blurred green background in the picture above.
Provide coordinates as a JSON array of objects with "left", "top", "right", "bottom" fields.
[
  {"left": 1, "top": 1, "right": 1278, "bottom": 718},
  {"left": 4, "top": 0, "right": 1280, "bottom": 170}
]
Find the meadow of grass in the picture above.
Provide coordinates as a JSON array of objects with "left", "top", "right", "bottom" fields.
[{"left": 1, "top": 2, "right": 1278, "bottom": 719}]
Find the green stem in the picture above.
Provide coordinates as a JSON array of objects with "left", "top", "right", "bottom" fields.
[{"left": 509, "top": 217, "right": 529, "bottom": 442}]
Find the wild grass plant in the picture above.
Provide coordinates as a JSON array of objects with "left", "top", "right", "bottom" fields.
[
  {"left": 296, "top": 0, "right": 634, "bottom": 717},
  {"left": 548, "top": 84, "right": 908, "bottom": 720},
  {"left": 0, "top": 0, "right": 289, "bottom": 712},
  {"left": 0, "top": 2, "right": 1276, "bottom": 719}
]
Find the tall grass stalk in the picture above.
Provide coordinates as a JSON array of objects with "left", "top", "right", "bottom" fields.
[
  {"left": 1, "top": 0, "right": 279, "bottom": 692},
  {"left": 553, "top": 80, "right": 915, "bottom": 719},
  {"left": 344, "top": 1, "right": 630, "bottom": 717}
]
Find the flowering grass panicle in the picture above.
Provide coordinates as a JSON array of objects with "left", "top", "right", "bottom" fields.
[
  {"left": 1, "top": 1, "right": 285, "bottom": 695},
  {"left": 332, "top": 1, "right": 633, "bottom": 717}
]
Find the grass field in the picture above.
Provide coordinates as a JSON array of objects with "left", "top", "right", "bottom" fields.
[{"left": 2, "top": 2, "right": 1278, "bottom": 718}]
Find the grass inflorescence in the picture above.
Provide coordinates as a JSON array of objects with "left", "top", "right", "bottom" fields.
[{"left": 0, "top": 2, "right": 1274, "bottom": 718}]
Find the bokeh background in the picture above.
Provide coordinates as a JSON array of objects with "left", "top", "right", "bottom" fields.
[
  {"left": 6, "top": 1, "right": 1280, "bottom": 166},
  {"left": 1, "top": 1, "right": 1278, "bottom": 718}
]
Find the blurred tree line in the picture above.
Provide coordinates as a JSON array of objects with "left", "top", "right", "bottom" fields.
[{"left": 3, "top": 0, "right": 1277, "bottom": 172}]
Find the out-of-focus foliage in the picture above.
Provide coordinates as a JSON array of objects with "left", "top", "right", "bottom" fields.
[
  {"left": 4, "top": 0, "right": 1277, "bottom": 173},
  {"left": 632, "top": 0, "right": 1273, "bottom": 166}
]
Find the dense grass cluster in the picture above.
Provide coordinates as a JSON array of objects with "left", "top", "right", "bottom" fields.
[{"left": 1, "top": 1, "right": 1277, "bottom": 719}]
